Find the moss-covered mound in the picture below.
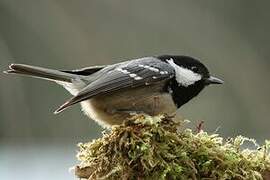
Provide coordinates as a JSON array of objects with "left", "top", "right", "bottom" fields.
[{"left": 75, "top": 115, "right": 270, "bottom": 180}]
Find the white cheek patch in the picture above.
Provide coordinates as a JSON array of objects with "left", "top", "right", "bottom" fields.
[{"left": 167, "top": 59, "right": 202, "bottom": 87}]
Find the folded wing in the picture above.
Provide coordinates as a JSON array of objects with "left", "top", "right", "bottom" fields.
[{"left": 54, "top": 57, "right": 175, "bottom": 113}]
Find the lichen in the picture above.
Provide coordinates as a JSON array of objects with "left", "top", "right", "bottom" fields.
[{"left": 75, "top": 115, "right": 270, "bottom": 180}]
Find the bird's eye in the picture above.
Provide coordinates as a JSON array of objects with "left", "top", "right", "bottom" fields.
[{"left": 191, "top": 66, "right": 199, "bottom": 73}]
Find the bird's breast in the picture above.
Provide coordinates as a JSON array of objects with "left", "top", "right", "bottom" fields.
[{"left": 80, "top": 85, "right": 177, "bottom": 128}]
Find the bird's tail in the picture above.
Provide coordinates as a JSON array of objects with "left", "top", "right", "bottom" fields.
[{"left": 4, "top": 64, "right": 77, "bottom": 83}]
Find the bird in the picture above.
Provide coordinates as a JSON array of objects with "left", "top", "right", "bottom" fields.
[{"left": 4, "top": 55, "right": 223, "bottom": 128}]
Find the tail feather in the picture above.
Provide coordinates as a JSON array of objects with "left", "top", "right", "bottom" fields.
[
  {"left": 4, "top": 63, "right": 106, "bottom": 114},
  {"left": 4, "top": 64, "right": 76, "bottom": 82}
]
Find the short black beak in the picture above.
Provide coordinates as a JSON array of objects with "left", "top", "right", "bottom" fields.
[{"left": 205, "top": 76, "right": 224, "bottom": 85}]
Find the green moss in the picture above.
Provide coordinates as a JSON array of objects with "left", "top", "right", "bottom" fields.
[{"left": 75, "top": 115, "right": 270, "bottom": 179}]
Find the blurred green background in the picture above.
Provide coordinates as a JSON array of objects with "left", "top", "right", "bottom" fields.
[{"left": 0, "top": 0, "right": 269, "bottom": 179}]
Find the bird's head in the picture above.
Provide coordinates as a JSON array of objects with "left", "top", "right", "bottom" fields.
[{"left": 158, "top": 55, "right": 224, "bottom": 107}]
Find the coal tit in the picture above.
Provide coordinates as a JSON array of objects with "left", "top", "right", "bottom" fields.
[{"left": 4, "top": 55, "right": 223, "bottom": 128}]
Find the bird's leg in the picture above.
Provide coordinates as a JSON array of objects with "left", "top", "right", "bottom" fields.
[
  {"left": 196, "top": 120, "right": 205, "bottom": 133},
  {"left": 152, "top": 96, "right": 160, "bottom": 115}
]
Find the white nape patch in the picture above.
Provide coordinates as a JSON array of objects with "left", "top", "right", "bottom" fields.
[
  {"left": 152, "top": 76, "right": 157, "bottom": 79},
  {"left": 167, "top": 58, "right": 202, "bottom": 87},
  {"left": 56, "top": 78, "right": 86, "bottom": 96}
]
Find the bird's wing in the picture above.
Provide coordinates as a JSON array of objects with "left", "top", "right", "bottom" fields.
[{"left": 55, "top": 57, "right": 175, "bottom": 113}]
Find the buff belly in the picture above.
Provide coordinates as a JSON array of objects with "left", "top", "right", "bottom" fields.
[{"left": 79, "top": 85, "right": 177, "bottom": 128}]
